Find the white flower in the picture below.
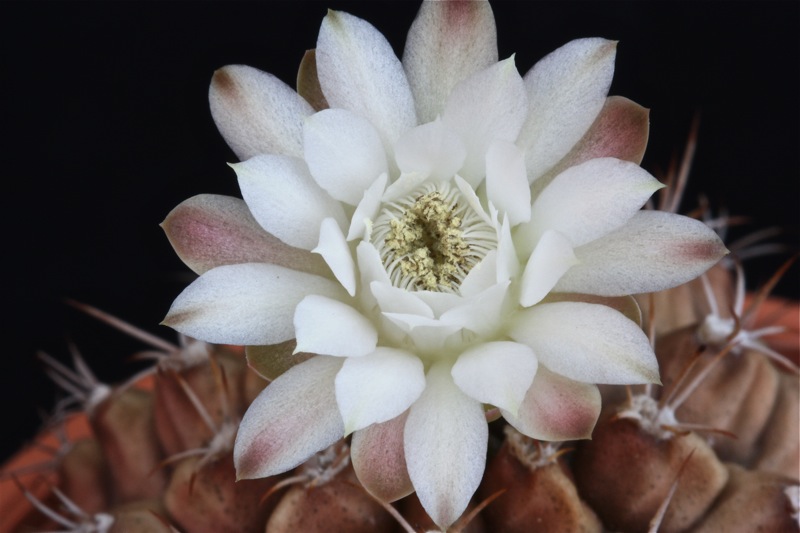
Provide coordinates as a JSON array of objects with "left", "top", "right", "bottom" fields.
[{"left": 162, "top": 1, "right": 727, "bottom": 528}]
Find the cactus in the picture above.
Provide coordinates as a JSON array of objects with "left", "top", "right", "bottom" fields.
[{"left": 2, "top": 1, "right": 798, "bottom": 532}]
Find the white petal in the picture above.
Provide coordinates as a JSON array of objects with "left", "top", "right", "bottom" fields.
[
  {"left": 294, "top": 295, "right": 377, "bottom": 357},
  {"left": 404, "top": 363, "right": 488, "bottom": 530},
  {"left": 163, "top": 263, "right": 344, "bottom": 345},
  {"left": 394, "top": 119, "right": 467, "bottom": 181},
  {"left": 442, "top": 57, "right": 528, "bottom": 187},
  {"left": 209, "top": 65, "right": 314, "bottom": 160},
  {"left": 518, "top": 38, "right": 617, "bottom": 181},
  {"left": 519, "top": 157, "right": 663, "bottom": 252},
  {"left": 520, "top": 229, "right": 579, "bottom": 307},
  {"left": 348, "top": 173, "right": 388, "bottom": 241},
  {"left": 459, "top": 250, "right": 498, "bottom": 298},
  {"left": 356, "top": 242, "right": 391, "bottom": 311},
  {"left": 440, "top": 281, "right": 510, "bottom": 337},
  {"left": 232, "top": 155, "right": 347, "bottom": 250},
  {"left": 454, "top": 175, "right": 492, "bottom": 225},
  {"left": 451, "top": 341, "right": 538, "bottom": 416},
  {"left": 556, "top": 211, "right": 729, "bottom": 296},
  {"left": 485, "top": 140, "right": 530, "bottom": 225},
  {"left": 381, "top": 171, "right": 430, "bottom": 203},
  {"left": 502, "top": 364, "right": 601, "bottom": 441},
  {"left": 313, "top": 218, "right": 356, "bottom": 296},
  {"left": 509, "top": 301, "right": 659, "bottom": 384},
  {"left": 336, "top": 348, "right": 425, "bottom": 435},
  {"left": 317, "top": 10, "right": 417, "bottom": 155},
  {"left": 403, "top": 0, "right": 498, "bottom": 122},
  {"left": 495, "top": 214, "right": 520, "bottom": 283},
  {"left": 371, "top": 281, "right": 434, "bottom": 318},
  {"left": 234, "top": 356, "right": 344, "bottom": 479},
  {"left": 303, "top": 109, "right": 388, "bottom": 205}
]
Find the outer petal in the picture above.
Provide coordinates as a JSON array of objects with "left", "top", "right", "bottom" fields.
[
  {"left": 485, "top": 139, "right": 530, "bottom": 226},
  {"left": 351, "top": 411, "right": 413, "bottom": 503},
  {"left": 451, "top": 341, "right": 538, "bottom": 416},
  {"left": 556, "top": 210, "right": 729, "bottom": 296},
  {"left": 509, "top": 301, "right": 660, "bottom": 384},
  {"left": 303, "top": 109, "right": 388, "bottom": 205},
  {"left": 161, "top": 194, "right": 328, "bottom": 277},
  {"left": 294, "top": 295, "right": 377, "bottom": 357},
  {"left": 234, "top": 356, "right": 344, "bottom": 479},
  {"left": 518, "top": 38, "right": 617, "bottom": 181},
  {"left": 403, "top": 0, "right": 498, "bottom": 122},
  {"left": 519, "top": 157, "right": 663, "bottom": 252},
  {"left": 405, "top": 363, "right": 488, "bottom": 530},
  {"left": 442, "top": 57, "right": 528, "bottom": 186},
  {"left": 316, "top": 10, "right": 416, "bottom": 154},
  {"left": 335, "top": 348, "right": 425, "bottom": 435},
  {"left": 232, "top": 154, "right": 348, "bottom": 250},
  {"left": 519, "top": 229, "right": 579, "bottom": 307},
  {"left": 245, "top": 341, "right": 313, "bottom": 382},
  {"left": 163, "top": 263, "right": 344, "bottom": 345},
  {"left": 297, "top": 49, "right": 328, "bottom": 111},
  {"left": 209, "top": 65, "right": 314, "bottom": 160},
  {"left": 502, "top": 364, "right": 601, "bottom": 441}
]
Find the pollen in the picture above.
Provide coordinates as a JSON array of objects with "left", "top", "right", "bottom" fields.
[{"left": 373, "top": 183, "right": 497, "bottom": 293}]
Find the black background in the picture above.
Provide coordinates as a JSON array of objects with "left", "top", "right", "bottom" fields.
[{"left": 2, "top": 1, "right": 798, "bottom": 463}]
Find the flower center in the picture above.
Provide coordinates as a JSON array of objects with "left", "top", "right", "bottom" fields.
[{"left": 372, "top": 182, "right": 496, "bottom": 293}]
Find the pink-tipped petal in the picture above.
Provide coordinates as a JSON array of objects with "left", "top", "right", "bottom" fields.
[
  {"left": 163, "top": 263, "right": 344, "bottom": 346},
  {"left": 404, "top": 363, "right": 487, "bottom": 530},
  {"left": 351, "top": 411, "right": 413, "bottom": 503},
  {"left": 519, "top": 38, "right": 617, "bottom": 181},
  {"left": 161, "top": 194, "right": 329, "bottom": 277},
  {"left": 297, "top": 49, "right": 328, "bottom": 111},
  {"left": 234, "top": 356, "right": 344, "bottom": 479},
  {"left": 209, "top": 65, "right": 314, "bottom": 160},
  {"left": 316, "top": 10, "right": 416, "bottom": 154},
  {"left": 509, "top": 301, "right": 659, "bottom": 385},
  {"left": 403, "top": 0, "right": 498, "bottom": 122},
  {"left": 556, "top": 210, "right": 729, "bottom": 296},
  {"left": 503, "top": 364, "right": 601, "bottom": 441}
]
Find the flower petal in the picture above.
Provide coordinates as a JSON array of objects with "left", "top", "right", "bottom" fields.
[
  {"left": 163, "top": 263, "right": 344, "bottom": 345},
  {"left": 351, "top": 412, "right": 413, "bottom": 503},
  {"left": 509, "top": 301, "right": 659, "bottom": 384},
  {"left": 556, "top": 210, "right": 729, "bottom": 295},
  {"left": 303, "top": 108, "right": 388, "bottom": 205},
  {"left": 403, "top": 0, "right": 498, "bottom": 123},
  {"left": 451, "top": 341, "right": 538, "bottom": 416},
  {"left": 335, "top": 348, "right": 425, "bottom": 435},
  {"left": 348, "top": 173, "right": 388, "bottom": 241},
  {"left": 313, "top": 218, "right": 356, "bottom": 296},
  {"left": 518, "top": 38, "right": 617, "bottom": 181},
  {"left": 294, "top": 295, "right": 377, "bottom": 357},
  {"left": 518, "top": 157, "right": 664, "bottom": 253},
  {"left": 316, "top": 10, "right": 416, "bottom": 154},
  {"left": 161, "top": 194, "right": 329, "bottom": 277},
  {"left": 394, "top": 119, "right": 467, "bottom": 180},
  {"left": 503, "top": 364, "right": 601, "bottom": 441},
  {"left": 404, "top": 363, "right": 488, "bottom": 530},
  {"left": 297, "top": 49, "right": 328, "bottom": 111},
  {"left": 232, "top": 154, "right": 348, "bottom": 250},
  {"left": 519, "top": 229, "right": 579, "bottom": 307},
  {"left": 442, "top": 57, "right": 527, "bottom": 186},
  {"left": 245, "top": 342, "right": 313, "bottom": 382},
  {"left": 209, "top": 65, "right": 314, "bottom": 160},
  {"left": 234, "top": 356, "right": 344, "bottom": 479},
  {"left": 485, "top": 139, "right": 530, "bottom": 226}
]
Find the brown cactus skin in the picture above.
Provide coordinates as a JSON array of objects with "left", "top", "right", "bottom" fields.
[
  {"left": 691, "top": 464, "right": 799, "bottom": 533},
  {"left": 58, "top": 438, "right": 110, "bottom": 514},
  {"left": 90, "top": 386, "right": 167, "bottom": 503},
  {"left": 265, "top": 466, "right": 397, "bottom": 533},
  {"left": 573, "top": 416, "right": 728, "bottom": 533},
  {"left": 164, "top": 453, "right": 279, "bottom": 533},
  {"left": 754, "top": 371, "right": 800, "bottom": 479},
  {"left": 108, "top": 499, "right": 174, "bottom": 533},
  {"left": 478, "top": 438, "right": 601, "bottom": 533},
  {"left": 400, "top": 492, "right": 487, "bottom": 533}
]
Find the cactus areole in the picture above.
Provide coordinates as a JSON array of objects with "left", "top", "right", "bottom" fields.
[{"left": 161, "top": 1, "right": 727, "bottom": 529}]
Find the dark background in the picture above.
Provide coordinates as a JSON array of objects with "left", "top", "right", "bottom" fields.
[{"left": 2, "top": 1, "right": 798, "bottom": 463}]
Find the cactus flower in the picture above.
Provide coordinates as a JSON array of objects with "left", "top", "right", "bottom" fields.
[{"left": 162, "top": 1, "right": 727, "bottom": 528}]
